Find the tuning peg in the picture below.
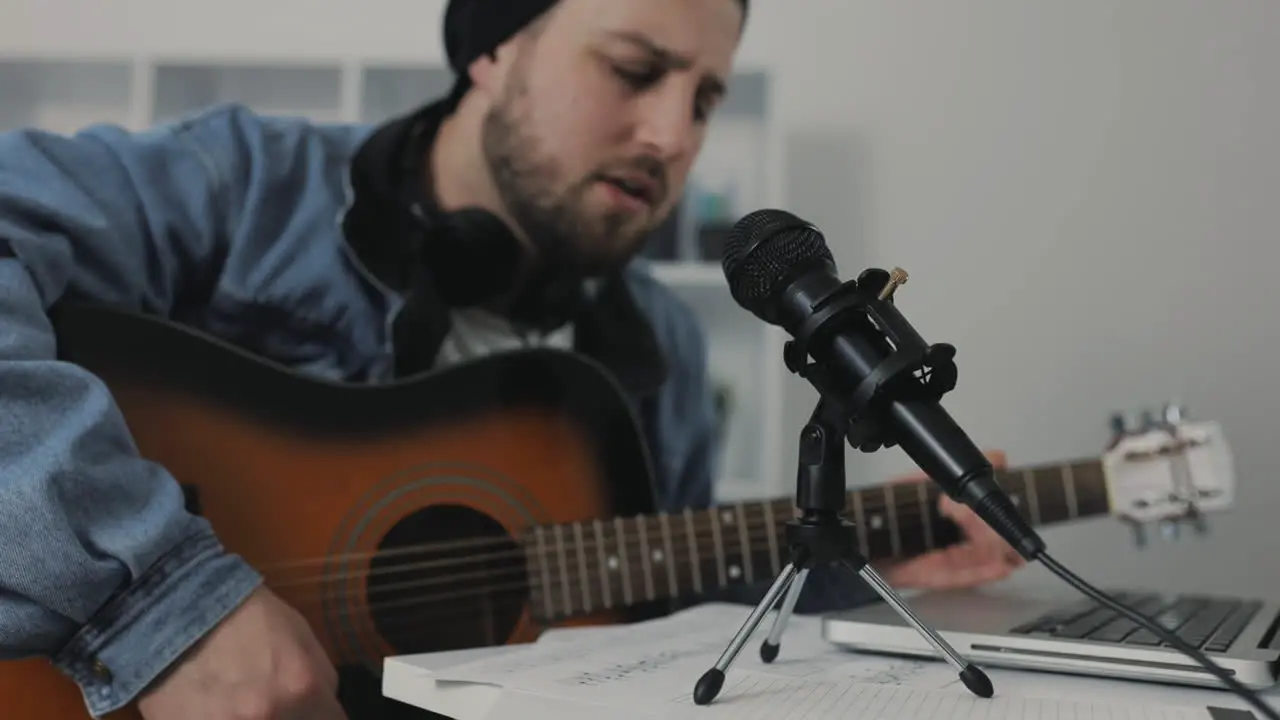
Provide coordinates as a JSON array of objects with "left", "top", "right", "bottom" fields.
[
  {"left": 1163, "top": 401, "right": 1187, "bottom": 425},
  {"left": 1109, "top": 412, "right": 1127, "bottom": 437},
  {"left": 1129, "top": 521, "right": 1147, "bottom": 548},
  {"left": 1192, "top": 515, "right": 1209, "bottom": 536},
  {"left": 1110, "top": 411, "right": 1141, "bottom": 437}
]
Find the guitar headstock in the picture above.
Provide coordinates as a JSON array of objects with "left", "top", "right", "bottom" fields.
[{"left": 1101, "top": 402, "right": 1235, "bottom": 546}]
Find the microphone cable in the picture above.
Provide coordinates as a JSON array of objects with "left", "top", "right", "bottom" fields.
[{"left": 1037, "top": 553, "right": 1278, "bottom": 719}]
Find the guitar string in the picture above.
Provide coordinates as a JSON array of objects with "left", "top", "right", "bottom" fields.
[
  {"left": 261, "top": 498, "right": 967, "bottom": 587},
  {"left": 262, "top": 473, "right": 1088, "bottom": 665},
  {"left": 249, "top": 471, "right": 1070, "bottom": 576},
  {"left": 249, "top": 489, "right": 948, "bottom": 571},
  {"left": 276, "top": 496, "right": 1088, "bottom": 665},
  {"left": 285, "top": 540, "right": 889, "bottom": 623},
  {"left": 267, "top": 491, "right": 1084, "bottom": 612},
  {"left": 316, "top": 511, "right": 1059, "bottom": 668},
  {"left": 288, "top": 512, "right": 1017, "bottom": 668},
  {"left": 249, "top": 465, "right": 1094, "bottom": 574},
  {"left": 258, "top": 481, "right": 1092, "bottom": 589}
]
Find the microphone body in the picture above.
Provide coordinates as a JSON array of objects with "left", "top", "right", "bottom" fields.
[{"left": 724, "top": 210, "right": 1045, "bottom": 560}]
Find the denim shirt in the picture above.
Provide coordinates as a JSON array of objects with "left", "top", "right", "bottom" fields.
[{"left": 0, "top": 101, "right": 872, "bottom": 717}]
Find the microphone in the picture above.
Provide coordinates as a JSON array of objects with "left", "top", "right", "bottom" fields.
[
  {"left": 722, "top": 208, "right": 1045, "bottom": 560},
  {"left": 715, "top": 207, "right": 1280, "bottom": 720}
]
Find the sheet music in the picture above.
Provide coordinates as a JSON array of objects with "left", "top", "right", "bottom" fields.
[{"left": 431, "top": 603, "right": 1226, "bottom": 718}]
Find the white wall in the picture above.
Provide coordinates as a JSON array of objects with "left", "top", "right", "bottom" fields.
[{"left": 748, "top": 0, "right": 1280, "bottom": 597}]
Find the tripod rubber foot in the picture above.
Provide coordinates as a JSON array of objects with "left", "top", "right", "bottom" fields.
[
  {"left": 959, "top": 664, "right": 993, "bottom": 698},
  {"left": 759, "top": 640, "right": 780, "bottom": 663},
  {"left": 693, "top": 669, "right": 725, "bottom": 705}
]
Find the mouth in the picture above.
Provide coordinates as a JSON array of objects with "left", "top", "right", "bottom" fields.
[{"left": 599, "top": 175, "right": 659, "bottom": 208}]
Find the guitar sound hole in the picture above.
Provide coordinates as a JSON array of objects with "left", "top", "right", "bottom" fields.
[{"left": 367, "top": 505, "right": 528, "bottom": 655}]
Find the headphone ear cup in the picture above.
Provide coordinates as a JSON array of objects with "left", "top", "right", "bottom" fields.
[{"left": 419, "top": 207, "right": 524, "bottom": 306}]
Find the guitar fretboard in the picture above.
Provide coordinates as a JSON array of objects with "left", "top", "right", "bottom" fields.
[{"left": 521, "top": 459, "right": 1110, "bottom": 622}]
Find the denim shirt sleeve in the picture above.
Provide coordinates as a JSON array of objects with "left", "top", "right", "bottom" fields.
[
  {"left": 0, "top": 109, "right": 266, "bottom": 716},
  {"left": 637, "top": 273, "right": 880, "bottom": 616}
]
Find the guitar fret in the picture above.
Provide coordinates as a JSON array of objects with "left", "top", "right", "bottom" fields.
[
  {"left": 851, "top": 490, "right": 870, "bottom": 557},
  {"left": 683, "top": 508, "right": 703, "bottom": 594},
  {"left": 635, "top": 516, "right": 656, "bottom": 601},
  {"left": 917, "top": 482, "right": 934, "bottom": 550},
  {"left": 762, "top": 500, "right": 781, "bottom": 576},
  {"left": 734, "top": 503, "right": 754, "bottom": 584},
  {"left": 613, "top": 517, "right": 633, "bottom": 605},
  {"left": 1063, "top": 464, "right": 1079, "bottom": 518},
  {"left": 862, "top": 488, "right": 894, "bottom": 559},
  {"left": 572, "top": 522, "right": 592, "bottom": 613},
  {"left": 710, "top": 508, "right": 728, "bottom": 586},
  {"left": 658, "top": 512, "right": 678, "bottom": 597},
  {"left": 1023, "top": 469, "right": 1041, "bottom": 525},
  {"left": 523, "top": 456, "right": 1114, "bottom": 615},
  {"left": 886, "top": 485, "right": 901, "bottom": 557},
  {"left": 887, "top": 482, "right": 926, "bottom": 557},
  {"left": 1076, "top": 463, "right": 1111, "bottom": 516},
  {"left": 1002, "top": 471, "right": 1026, "bottom": 515},
  {"left": 592, "top": 519, "right": 612, "bottom": 608},
  {"left": 534, "top": 526, "right": 554, "bottom": 619},
  {"left": 553, "top": 523, "right": 573, "bottom": 617}
]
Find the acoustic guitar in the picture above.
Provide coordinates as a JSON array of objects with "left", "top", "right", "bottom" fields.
[{"left": 0, "top": 303, "right": 1236, "bottom": 719}]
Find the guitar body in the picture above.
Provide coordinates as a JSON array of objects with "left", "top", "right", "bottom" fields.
[{"left": 3, "top": 304, "right": 664, "bottom": 719}]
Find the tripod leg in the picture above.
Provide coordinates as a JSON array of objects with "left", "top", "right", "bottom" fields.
[
  {"left": 692, "top": 562, "right": 799, "bottom": 705},
  {"left": 759, "top": 568, "right": 809, "bottom": 663},
  {"left": 840, "top": 559, "right": 994, "bottom": 699}
]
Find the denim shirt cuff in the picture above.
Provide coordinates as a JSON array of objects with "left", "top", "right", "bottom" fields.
[{"left": 50, "top": 528, "right": 263, "bottom": 717}]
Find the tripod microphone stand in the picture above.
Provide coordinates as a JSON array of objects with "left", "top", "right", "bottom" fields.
[{"left": 691, "top": 394, "right": 995, "bottom": 705}]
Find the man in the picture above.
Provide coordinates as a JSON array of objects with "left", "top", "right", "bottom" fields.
[{"left": 0, "top": 0, "right": 1023, "bottom": 718}]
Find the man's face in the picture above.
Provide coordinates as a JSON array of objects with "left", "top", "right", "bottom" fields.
[{"left": 479, "top": 0, "right": 743, "bottom": 276}]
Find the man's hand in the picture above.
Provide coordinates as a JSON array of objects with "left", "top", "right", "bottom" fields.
[
  {"left": 875, "top": 450, "right": 1026, "bottom": 591},
  {"left": 137, "top": 586, "right": 347, "bottom": 720}
]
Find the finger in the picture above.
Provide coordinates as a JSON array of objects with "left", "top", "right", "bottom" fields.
[
  {"left": 888, "top": 550, "right": 1018, "bottom": 590},
  {"left": 300, "top": 692, "right": 349, "bottom": 720},
  {"left": 940, "top": 498, "right": 1018, "bottom": 560},
  {"left": 985, "top": 449, "right": 1008, "bottom": 469},
  {"left": 303, "top": 638, "right": 340, "bottom": 692}
]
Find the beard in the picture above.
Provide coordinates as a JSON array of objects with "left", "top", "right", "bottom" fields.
[{"left": 480, "top": 72, "right": 666, "bottom": 278}]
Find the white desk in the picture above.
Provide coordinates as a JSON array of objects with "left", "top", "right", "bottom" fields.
[{"left": 381, "top": 603, "right": 1278, "bottom": 719}]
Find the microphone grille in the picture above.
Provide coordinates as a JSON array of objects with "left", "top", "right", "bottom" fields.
[{"left": 722, "top": 209, "right": 834, "bottom": 314}]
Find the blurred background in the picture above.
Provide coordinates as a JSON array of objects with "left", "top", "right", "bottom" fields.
[{"left": 3, "top": 0, "right": 1276, "bottom": 598}]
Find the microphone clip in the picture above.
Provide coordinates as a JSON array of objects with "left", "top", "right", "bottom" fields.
[{"left": 782, "top": 267, "right": 959, "bottom": 453}]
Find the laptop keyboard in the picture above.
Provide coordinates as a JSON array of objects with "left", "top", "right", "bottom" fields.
[{"left": 1009, "top": 591, "right": 1264, "bottom": 652}]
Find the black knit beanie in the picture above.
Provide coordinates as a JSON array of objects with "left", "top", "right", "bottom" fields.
[{"left": 443, "top": 0, "right": 749, "bottom": 99}]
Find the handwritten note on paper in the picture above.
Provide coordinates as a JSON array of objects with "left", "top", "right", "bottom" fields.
[
  {"left": 434, "top": 603, "right": 826, "bottom": 697},
  {"left": 665, "top": 673, "right": 1220, "bottom": 719}
]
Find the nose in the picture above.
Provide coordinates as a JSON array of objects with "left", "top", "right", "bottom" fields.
[{"left": 632, "top": 83, "right": 699, "bottom": 164}]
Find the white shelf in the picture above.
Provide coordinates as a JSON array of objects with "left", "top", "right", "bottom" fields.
[
  {"left": 152, "top": 62, "right": 347, "bottom": 124},
  {"left": 649, "top": 261, "right": 724, "bottom": 288},
  {"left": 0, "top": 48, "right": 790, "bottom": 504},
  {"left": 360, "top": 65, "right": 453, "bottom": 123},
  {"left": 0, "top": 60, "right": 135, "bottom": 134}
]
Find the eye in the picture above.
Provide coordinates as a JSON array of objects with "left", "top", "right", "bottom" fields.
[
  {"left": 612, "top": 63, "right": 663, "bottom": 90},
  {"left": 693, "top": 94, "right": 714, "bottom": 123}
]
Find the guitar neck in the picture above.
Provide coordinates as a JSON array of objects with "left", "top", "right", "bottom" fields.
[{"left": 522, "top": 458, "right": 1111, "bottom": 622}]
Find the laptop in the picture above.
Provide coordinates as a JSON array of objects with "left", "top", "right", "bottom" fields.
[{"left": 821, "top": 585, "right": 1280, "bottom": 690}]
